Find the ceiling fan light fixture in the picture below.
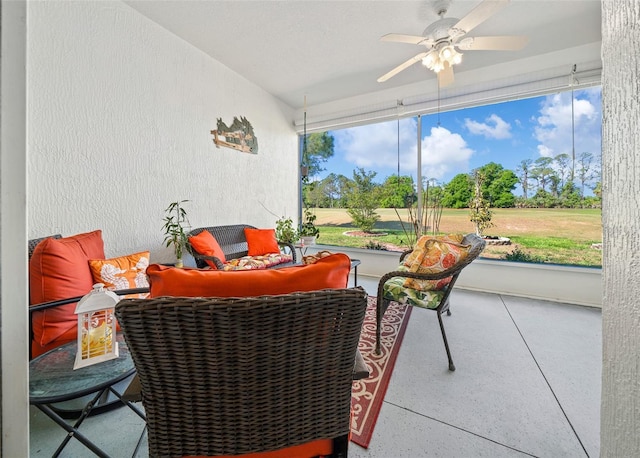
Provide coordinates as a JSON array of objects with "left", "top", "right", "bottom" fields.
[
  {"left": 451, "top": 49, "right": 463, "bottom": 65},
  {"left": 440, "top": 45, "right": 453, "bottom": 60},
  {"left": 440, "top": 44, "right": 462, "bottom": 66},
  {"left": 421, "top": 44, "right": 461, "bottom": 74},
  {"left": 422, "top": 51, "right": 437, "bottom": 68}
]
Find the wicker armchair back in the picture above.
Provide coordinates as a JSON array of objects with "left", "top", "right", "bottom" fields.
[
  {"left": 115, "top": 287, "right": 368, "bottom": 458},
  {"left": 187, "top": 224, "right": 296, "bottom": 269}
]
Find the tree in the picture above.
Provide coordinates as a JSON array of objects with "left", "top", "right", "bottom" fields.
[
  {"left": 469, "top": 170, "right": 494, "bottom": 237},
  {"left": 306, "top": 177, "right": 331, "bottom": 208},
  {"left": 531, "top": 157, "right": 556, "bottom": 192},
  {"left": 314, "top": 173, "right": 343, "bottom": 208},
  {"left": 553, "top": 153, "right": 571, "bottom": 189},
  {"left": 516, "top": 159, "right": 533, "bottom": 200},
  {"left": 302, "top": 132, "right": 335, "bottom": 178},
  {"left": 345, "top": 168, "right": 380, "bottom": 232},
  {"left": 379, "top": 175, "right": 415, "bottom": 208},
  {"left": 477, "top": 162, "right": 518, "bottom": 208},
  {"left": 576, "top": 152, "right": 599, "bottom": 197},
  {"left": 531, "top": 188, "right": 557, "bottom": 208},
  {"left": 441, "top": 173, "right": 473, "bottom": 208},
  {"left": 335, "top": 174, "right": 352, "bottom": 208},
  {"left": 560, "top": 181, "right": 582, "bottom": 208}
]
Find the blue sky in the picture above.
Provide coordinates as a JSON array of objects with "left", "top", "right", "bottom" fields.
[{"left": 321, "top": 87, "right": 602, "bottom": 194}]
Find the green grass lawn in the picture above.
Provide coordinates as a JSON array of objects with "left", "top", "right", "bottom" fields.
[{"left": 312, "top": 207, "right": 603, "bottom": 267}]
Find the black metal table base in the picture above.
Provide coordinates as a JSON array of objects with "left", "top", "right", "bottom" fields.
[{"left": 36, "top": 384, "right": 146, "bottom": 458}]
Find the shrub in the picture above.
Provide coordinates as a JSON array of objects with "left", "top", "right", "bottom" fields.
[
  {"left": 364, "top": 240, "right": 388, "bottom": 250},
  {"left": 503, "top": 246, "right": 546, "bottom": 263}
]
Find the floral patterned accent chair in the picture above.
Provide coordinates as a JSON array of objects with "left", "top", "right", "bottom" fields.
[{"left": 375, "top": 233, "right": 486, "bottom": 371}]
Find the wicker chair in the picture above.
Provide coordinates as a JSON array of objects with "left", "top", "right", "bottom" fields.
[
  {"left": 115, "top": 287, "right": 368, "bottom": 458},
  {"left": 375, "top": 233, "right": 486, "bottom": 371},
  {"left": 187, "top": 224, "right": 297, "bottom": 269}
]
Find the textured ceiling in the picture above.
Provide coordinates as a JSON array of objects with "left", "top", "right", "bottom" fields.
[{"left": 126, "top": 0, "right": 602, "bottom": 109}]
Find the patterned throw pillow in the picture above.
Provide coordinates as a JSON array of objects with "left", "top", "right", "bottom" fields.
[
  {"left": 403, "top": 233, "right": 466, "bottom": 267},
  {"left": 89, "top": 251, "right": 150, "bottom": 298},
  {"left": 403, "top": 235, "right": 470, "bottom": 292},
  {"left": 221, "top": 253, "right": 293, "bottom": 270}
]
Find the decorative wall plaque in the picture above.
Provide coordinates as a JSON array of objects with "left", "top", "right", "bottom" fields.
[{"left": 211, "top": 116, "right": 258, "bottom": 154}]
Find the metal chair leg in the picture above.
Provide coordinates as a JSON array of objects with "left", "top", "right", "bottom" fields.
[{"left": 437, "top": 310, "right": 455, "bottom": 371}]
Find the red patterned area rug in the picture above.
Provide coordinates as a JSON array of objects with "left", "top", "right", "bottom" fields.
[{"left": 350, "top": 296, "right": 412, "bottom": 448}]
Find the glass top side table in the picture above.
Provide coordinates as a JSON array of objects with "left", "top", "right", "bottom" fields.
[{"left": 30, "top": 334, "right": 145, "bottom": 458}]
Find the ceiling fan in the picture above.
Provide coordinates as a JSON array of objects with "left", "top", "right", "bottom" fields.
[{"left": 377, "top": 0, "right": 529, "bottom": 87}]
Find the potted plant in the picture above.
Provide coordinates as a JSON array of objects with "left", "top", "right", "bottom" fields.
[
  {"left": 275, "top": 216, "right": 299, "bottom": 245},
  {"left": 299, "top": 207, "right": 320, "bottom": 246},
  {"left": 162, "top": 200, "right": 190, "bottom": 268}
]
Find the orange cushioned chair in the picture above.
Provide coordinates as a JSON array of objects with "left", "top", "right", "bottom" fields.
[{"left": 117, "top": 253, "right": 366, "bottom": 458}]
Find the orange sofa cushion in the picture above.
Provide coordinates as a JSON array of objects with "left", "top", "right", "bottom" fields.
[
  {"left": 188, "top": 230, "right": 226, "bottom": 268},
  {"left": 188, "top": 438, "right": 333, "bottom": 458},
  {"left": 244, "top": 228, "right": 280, "bottom": 256},
  {"left": 29, "top": 230, "right": 105, "bottom": 354},
  {"left": 147, "top": 252, "right": 351, "bottom": 298}
]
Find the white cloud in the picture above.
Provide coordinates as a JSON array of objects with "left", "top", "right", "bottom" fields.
[
  {"left": 332, "top": 121, "right": 474, "bottom": 182},
  {"left": 332, "top": 118, "right": 418, "bottom": 176},
  {"left": 534, "top": 90, "right": 601, "bottom": 159},
  {"left": 464, "top": 114, "right": 512, "bottom": 139},
  {"left": 420, "top": 126, "right": 474, "bottom": 180}
]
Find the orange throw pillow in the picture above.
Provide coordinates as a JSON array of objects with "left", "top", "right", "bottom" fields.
[
  {"left": 29, "top": 230, "right": 105, "bottom": 350},
  {"left": 89, "top": 251, "right": 150, "bottom": 296},
  {"left": 147, "top": 253, "right": 351, "bottom": 298},
  {"left": 188, "top": 230, "right": 226, "bottom": 268},
  {"left": 244, "top": 228, "right": 279, "bottom": 256}
]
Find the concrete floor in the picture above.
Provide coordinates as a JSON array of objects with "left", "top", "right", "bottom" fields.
[{"left": 30, "top": 274, "right": 601, "bottom": 457}]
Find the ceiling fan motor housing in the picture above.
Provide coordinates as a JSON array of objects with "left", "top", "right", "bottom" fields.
[{"left": 422, "top": 17, "right": 460, "bottom": 42}]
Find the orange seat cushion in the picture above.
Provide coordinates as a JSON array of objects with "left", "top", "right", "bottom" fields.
[
  {"left": 29, "top": 230, "right": 105, "bottom": 355},
  {"left": 244, "top": 228, "right": 280, "bottom": 256},
  {"left": 186, "top": 438, "right": 333, "bottom": 458},
  {"left": 188, "top": 230, "right": 226, "bottom": 267},
  {"left": 147, "top": 252, "right": 351, "bottom": 298}
]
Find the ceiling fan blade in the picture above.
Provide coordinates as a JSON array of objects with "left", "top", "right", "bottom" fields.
[
  {"left": 453, "top": 0, "right": 510, "bottom": 35},
  {"left": 437, "top": 62, "right": 454, "bottom": 88},
  {"left": 381, "top": 33, "right": 433, "bottom": 46},
  {"left": 459, "top": 35, "right": 529, "bottom": 51},
  {"left": 377, "top": 52, "right": 428, "bottom": 82}
]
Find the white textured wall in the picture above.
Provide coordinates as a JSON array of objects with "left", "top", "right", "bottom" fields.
[
  {"left": 600, "top": 0, "right": 640, "bottom": 455},
  {"left": 27, "top": 1, "right": 298, "bottom": 262}
]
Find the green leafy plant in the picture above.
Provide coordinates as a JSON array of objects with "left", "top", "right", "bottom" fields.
[
  {"left": 469, "top": 170, "right": 494, "bottom": 237},
  {"left": 345, "top": 168, "right": 380, "bottom": 233},
  {"left": 163, "top": 200, "right": 190, "bottom": 266},
  {"left": 299, "top": 207, "right": 320, "bottom": 238},
  {"left": 275, "top": 216, "right": 299, "bottom": 244},
  {"left": 503, "top": 246, "right": 546, "bottom": 263},
  {"left": 364, "top": 240, "right": 388, "bottom": 250}
]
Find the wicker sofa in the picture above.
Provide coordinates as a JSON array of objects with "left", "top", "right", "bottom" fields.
[{"left": 187, "top": 224, "right": 297, "bottom": 269}]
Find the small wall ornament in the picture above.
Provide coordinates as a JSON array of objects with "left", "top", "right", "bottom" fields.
[{"left": 211, "top": 116, "right": 258, "bottom": 154}]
